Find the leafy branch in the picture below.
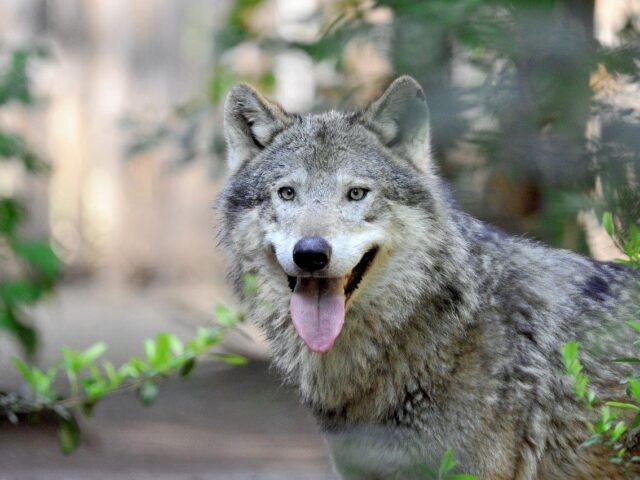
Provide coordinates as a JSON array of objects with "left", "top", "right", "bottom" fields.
[
  {"left": 562, "top": 339, "right": 640, "bottom": 467},
  {"left": 602, "top": 212, "right": 640, "bottom": 269},
  {"left": 1, "top": 303, "right": 246, "bottom": 454},
  {"left": 414, "top": 448, "right": 478, "bottom": 480},
  {"left": 562, "top": 212, "right": 640, "bottom": 468},
  {"left": 1, "top": 45, "right": 59, "bottom": 356}
]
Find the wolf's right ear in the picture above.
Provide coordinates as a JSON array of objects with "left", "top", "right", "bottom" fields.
[
  {"left": 223, "top": 83, "right": 291, "bottom": 172},
  {"left": 361, "top": 76, "right": 431, "bottom": 170}
]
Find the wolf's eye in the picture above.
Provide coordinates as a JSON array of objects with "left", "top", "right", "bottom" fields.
[
  {"left": 348, "top": 188, "right": 368, "bottom": 201},
  {"left": 278, "top": 187, "right": 295, "bottom": 201}
]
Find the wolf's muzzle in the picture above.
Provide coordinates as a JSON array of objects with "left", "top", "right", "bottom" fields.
[{"left": 293, "top": 236, "right": 331, "bottom": 272}]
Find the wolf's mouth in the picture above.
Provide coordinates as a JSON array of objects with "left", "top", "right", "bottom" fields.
[
  {"left": 287, "top": 247, "right": 379, "bottom": 353},
  {"left": 287, "top": 246, "right": 379, "bottom": 300},
  {"left": 344, "top": 246, "right": 379, "bottom": 299}
]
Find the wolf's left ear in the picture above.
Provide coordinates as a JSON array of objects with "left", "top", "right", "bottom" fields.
[
  {"left": 361, "top": 76, "right": 431, "bottom": 170},
  {"left": 224, "top": 83, "right": 292, "bottom": 172}
]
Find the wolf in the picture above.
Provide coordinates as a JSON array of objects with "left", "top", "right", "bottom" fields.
[{"left": 218, "top": 76, "right": 640, "bottom": 479}]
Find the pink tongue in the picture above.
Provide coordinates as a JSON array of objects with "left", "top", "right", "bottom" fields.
[{"left": 290, "top": 277, "right": 346, "bottom": 353}]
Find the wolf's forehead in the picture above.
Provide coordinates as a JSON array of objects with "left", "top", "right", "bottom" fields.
[
  {"left": 289, "top": 113, "right": 360, "bottom": 147},
  {"left": 277, "top": 113, "right": 380, "bottom": 171}
]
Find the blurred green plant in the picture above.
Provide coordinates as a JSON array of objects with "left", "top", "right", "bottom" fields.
[
  {"left": 414, "top": 448, "right": 478, "bottom": 480},
  {"left": 314, "top": 0, "right": 639, "bottom": 249},
  {"left": 0, "top": 45, "right": 252, "bottom": 455},
  {"left": 562, "top": 212, "right": 640, "bottom": 469},
  {"left": 129, "top": 0, "right": 639, "bottom": 253},
  {"left": 1, "top": 301, "right": 246, "bottom": 454},
  {"left": 562, "top": 339, "right": 640, "bottom": 469},
  {"left": 0, "top": 46, "right": 60, "bottom": 356}
]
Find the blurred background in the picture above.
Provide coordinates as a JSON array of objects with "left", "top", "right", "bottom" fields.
[{"left": 1, "top": 0, "right": 639, "bottom": 478}]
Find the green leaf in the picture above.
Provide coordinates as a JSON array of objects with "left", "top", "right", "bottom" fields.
[
  {"left": 448, "top": 475, "right": 479, "bottom": 480},
  {"left": 0, "top": 48, "right": 38, "bottom": 106},
  {"left": 439, "top": 448, "right": 457, "bottom": 476},
  {"left": 167, "top": 334, "right": 184, "bottom": 356},
  {"left": 124, "top": 356, "right": 148, "bottom": 376},
  {"left": 573, "top": 373, "right": 590, "bottom": 399},
  {"left": 11, "top": 240, "right": 60, "bottom": 278},
  {"left": 0, "top": 197, "right": 23, "bottom": 234},
  {"left": 628, "top": 378, "right": 640, "bottom": 402},
  {"left": 144, "top": 339, "right": 156, "bottom": 364},
  {"left": 180, "top": 357, "right": 196, "bottom": 377},
  {"left": 103, "top": 361, "right": 122, "bottom": 388},
  {"left": 27, "top": 365, "right": 58, "bottom": 398},
  {"left": 1, "top": 308, "right": 37, "bottom": 356},
  {"left": 215, "top": 303, "right": 238, "bottom": 327},
  {"left": 193, "top": 327, "right": 222, "bottom": 349},
  {"left": 562, "top": 340, "right": 578, "bottom": 361},
  {"left": 152, "top": 333, "right": 171, "bottom": 368},
  {"left": 0, "top": 130, "right": 24, "bottom": 157},
  {"left": 81, "top": 399, "right": 97, "bottom": 417},
  {"left": 138, "top": 380, "right": 158, "bottom": 406},
  {"left": 606, "top": 402, "right": 640, "bottom": 411},
  {"left": 82, "top": 373, "right": 109, "bottom": 400},
  {"left": 562, "top": 340, "right": 581, "bottom": 375},
  {"left": 578, "top": 434, "right": 601, "bottom": 449},
  {"left": 214, "top": 353, "right": 247, "bottom": 365},
  {"left": 12, "top": 357, "right": 33, "bottom": 384},
  {"left": 62, "top": 347, "right": 81, "bottom": 380},
  {"left": 610, "top": 421, "right": 627, "bottom": 441},
  {"left": 57, "top": 416, "right": 80, "bottom": 454},
  {"left": 415, "top": 464, "right": 437, "bottom": 479},
  {"left": 602, "top": 212, "right": 614, "bottom": 237},
  {"left": 82, "top": 342, "right": 107, "bottom": 363},
  {"left": 20, "top": 151, "right": 47, "bottom": 173},
  {"left": 614, "top": 357, "right": 640, "bottom": 363},
  {"left": 624, "top": 224, "right": 640, "bottom": 260},
  {"left": 118, "top": 362, "right": 139, "bottom": 379},
  {"left": 0, "top": 280, "right": 42, "bottom": 304}
]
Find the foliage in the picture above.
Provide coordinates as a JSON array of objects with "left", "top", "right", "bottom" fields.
[
  {"left": 128, "top": 0, "right": 639, "bottom": 253},
  {"left": 562, "top": 213, "right": 640, "bottom": 469},
  {"left": 602, "top": 211, "right": 640, "bottom": 269},
  {"left": 0, "top": 46, "right": 60, "bottom": 356},
  {"left": 562, "top": 340, "right": 640, "bottom": 468},
  {"left": 1, "top": 301, "right": 247, "bottom": 454},
  {"left": 0, "top": 44, "right": 251, "bottom": 458},
  {"left": 414, "top": 448, "right": 478, "bottom": 480},
  {"left": 311, "top": 0, "right": 639, "bottom": 248}
]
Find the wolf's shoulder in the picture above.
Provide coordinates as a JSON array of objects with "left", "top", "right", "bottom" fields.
[{"left": 450, "top": 210, "right": 637, "bottom": 310}]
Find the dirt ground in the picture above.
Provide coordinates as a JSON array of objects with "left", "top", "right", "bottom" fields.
[{"left": 0, "top": 284, "right": 336, "bottom": 480}]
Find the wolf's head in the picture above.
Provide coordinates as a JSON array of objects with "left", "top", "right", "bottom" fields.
[{"left": 219, "top": 77, "right": 465, "bottom": 361}]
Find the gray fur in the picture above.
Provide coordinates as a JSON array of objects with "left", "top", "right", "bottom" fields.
[{"left": 218, "top": 77, "right": 640, "bottom": 479}]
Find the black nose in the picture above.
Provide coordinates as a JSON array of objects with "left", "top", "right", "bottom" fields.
[{"left": 293, "top": 236, "right": 331, "bottom": 272}]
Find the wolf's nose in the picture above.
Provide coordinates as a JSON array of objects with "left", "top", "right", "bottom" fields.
[{"left": 293, "top": 236, "right": 331, "bottom": 272}]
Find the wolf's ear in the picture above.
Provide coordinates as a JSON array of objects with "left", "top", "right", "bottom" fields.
[
  {"left": 224, "top": 83, "right": 291, "bottom": 171},
  {"left": 361, "top": 76, "right": 431, "bottom": 170}
]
